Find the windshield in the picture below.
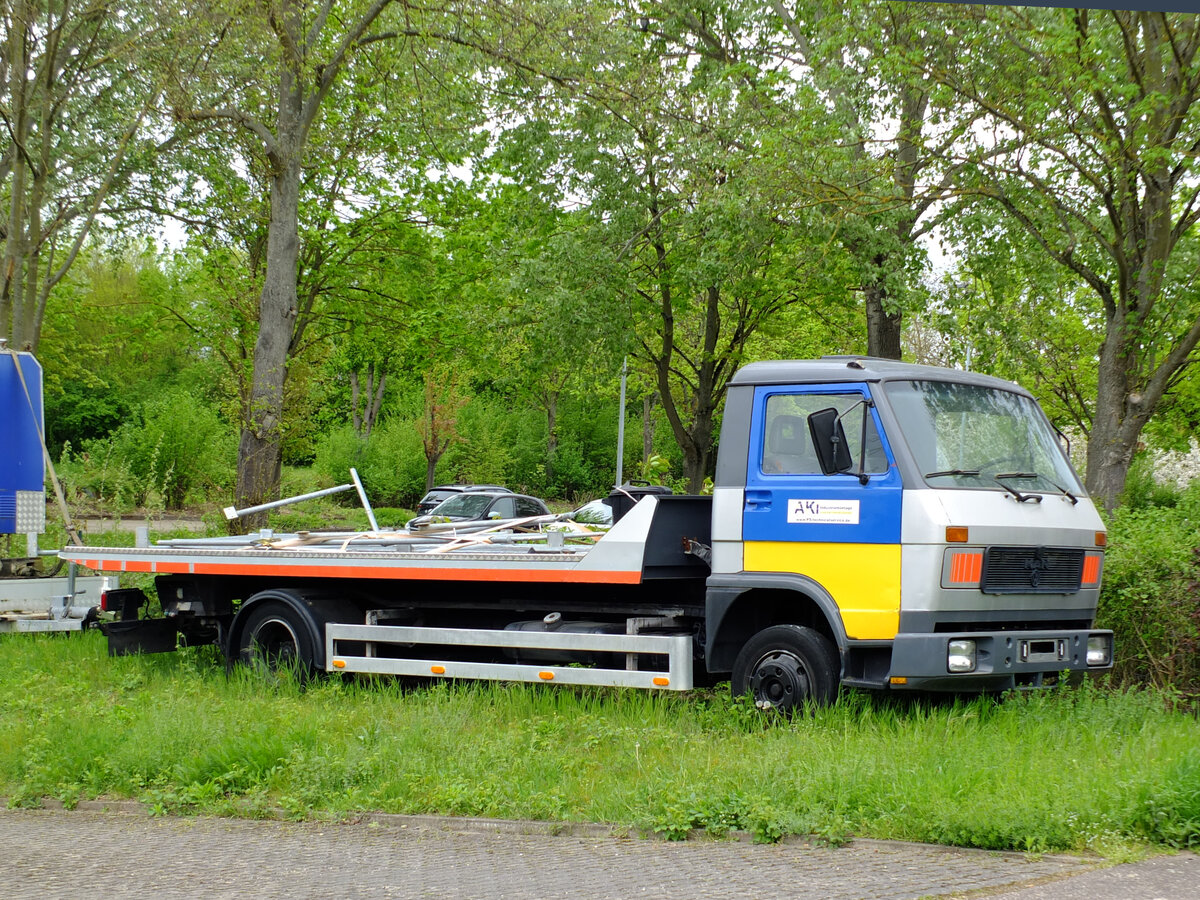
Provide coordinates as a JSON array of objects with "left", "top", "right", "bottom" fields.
[
  {"left": 431, "top": 494, "right": 495, "bottom": 518},
  {"left": 883, "top": 380, "right": 1082, "bottom": 495}
]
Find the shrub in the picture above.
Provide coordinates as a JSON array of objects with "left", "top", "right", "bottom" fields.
[
  {"left": 313, "top": 421, "right": 427, "bottom": 509},
  {"left": 443, "top": 401, "right": 515, "bottom": 488},
  {"left": 60, "top": 390, "right": 235, "bottom": 509},
  {"left": 1098, "top": 481, "right": 1200, "bottom": 698}
]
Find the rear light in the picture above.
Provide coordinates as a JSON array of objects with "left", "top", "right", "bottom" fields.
[
  {"left": 944, "top": 549, "right": 983, "bottom": 587},
  {"left": 1081, "top": 552, "right": 1103, "bottom": 588},
  {"left": 100, "top": 590, "right": 110, "bottom": 612}
]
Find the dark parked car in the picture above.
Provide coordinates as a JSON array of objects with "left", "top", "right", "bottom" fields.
[
  {"left": 407, "top": 491, "right": 551, "bottom": 530},
  {"left": 415, "top": 484, "right": 511, "bottom": 515}
]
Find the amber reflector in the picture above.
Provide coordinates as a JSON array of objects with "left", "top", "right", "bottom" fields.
[
  {"left": 652, "top": 677, "right": 669, "bottom": 686},
  {"left": 538, "top": 671, "right": 555, "bottom": 680},
  {"left": 946, "top": 526, "right": 969, "bottom": 543},
  {"left": 890, "top": 676, "right": 908, "bottom": 685},
  {"left": 332, "top": 659, "right": 346, "bottom": 669},
  {"left": 430, "top": 665, "right": 446, "bottom": 675},
  {"left": 1095, "top": 532, "right": 1107, "bottom": 547}
]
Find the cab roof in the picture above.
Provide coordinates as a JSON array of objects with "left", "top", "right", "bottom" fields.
[{"left": 729, "top": 357, "right": 1030, "bottom": 395}]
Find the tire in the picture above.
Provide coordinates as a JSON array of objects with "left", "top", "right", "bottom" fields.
[
  {"left": 235, "top": 600, "right": 319, "bottom": 678},
  {"left": 731, "top": 624, "right": 840, "bottom": 712}
]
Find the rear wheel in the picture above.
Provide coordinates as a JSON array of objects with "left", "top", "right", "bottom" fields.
[
  {"left": 731, "top": 624, "right": 839, "bottom": 712},
  {"left": 235, "top": 600, "right": 318, "bottom": 678}
]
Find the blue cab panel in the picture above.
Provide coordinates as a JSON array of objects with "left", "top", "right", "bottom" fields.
[
  {"left": 743, "top": 383, "right": 903, "bottom": 545},
  {"left": 1, "top": 351, "right": 45, "bottom": 534}
]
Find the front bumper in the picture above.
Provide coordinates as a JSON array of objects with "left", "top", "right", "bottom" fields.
[{"left": 887, "top": 628, "right": 1113, "bottom": 691}]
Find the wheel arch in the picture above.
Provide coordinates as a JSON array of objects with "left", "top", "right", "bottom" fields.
[
  {"left": 704, "top": 574, "right": 847, "bottom": 674},
  {"left": 227, "top": 587, "right": 364, "bottom": 670}
]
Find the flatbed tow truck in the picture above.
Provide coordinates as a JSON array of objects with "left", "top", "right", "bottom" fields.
[{"left": 62, "top": 358, "right": 1113, "bottom": 709}]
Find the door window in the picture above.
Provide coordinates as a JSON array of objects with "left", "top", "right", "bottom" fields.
[{"left": 762, "top": 392, "right": 888, "bottom": 475}]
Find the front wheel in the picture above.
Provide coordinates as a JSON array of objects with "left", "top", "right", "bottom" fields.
[{"left": 731, "top": 624, "right": 839, "bottom": 712}]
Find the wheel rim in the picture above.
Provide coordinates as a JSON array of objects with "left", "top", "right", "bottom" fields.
[
  {"left": 749, "top": 650, "right": 811, "bottom": 710},
  {"left": 249, "top": 617, "right": 300, "bottom": 667}
]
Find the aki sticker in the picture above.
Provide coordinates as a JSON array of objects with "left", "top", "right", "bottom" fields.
[{"left": 786, "top": 499, "right": 860, "bottom": 525}]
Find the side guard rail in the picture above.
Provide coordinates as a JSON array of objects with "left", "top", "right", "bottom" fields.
[{"left": 325, "top": 623, "right": 693, "bottom": 690}]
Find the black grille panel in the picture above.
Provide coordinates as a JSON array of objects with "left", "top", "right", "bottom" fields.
[
  {"left": 933, "top": 619, "right": 1092, "bottom": 633},
  {"left": 981, "top": 547, "right": 1084, "bottom": 594}
]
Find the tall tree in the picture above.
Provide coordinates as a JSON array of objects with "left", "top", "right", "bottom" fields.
[
  {"left": 760, "top": 0, "right": 967, "bottom": 359},
  {"left": 934, "top": 8, "right": 1200, "bottom": 509},
  {"left": 491, "top": 3, "right": 855, "bottom": 489},
  {"left": 168, "top": 0, "right": 484, "bottom": 520},
  {"left": 1, "top": 0, "right": 164, "bottom": 350}
]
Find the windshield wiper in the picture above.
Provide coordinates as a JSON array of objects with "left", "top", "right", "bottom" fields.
[
  {"left": 993, "top": 473, "right": 1042, "bottom": 503},
  {"left": 993, "top": 472, "right": 1078, "bottom": 505},
  {"left": 1043, "top": 478, "right": 1079, "bottom": 505},
  {"left": 924, "top": 469, "right": 981, "bottom": 479}
]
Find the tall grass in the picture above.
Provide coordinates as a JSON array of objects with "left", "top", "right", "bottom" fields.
[{"left": 2, "top": 631, "right": 1198, "bottom": 853}]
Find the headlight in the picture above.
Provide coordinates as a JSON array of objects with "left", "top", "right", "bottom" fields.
[
  {"left": 1086, "top": 634, "right": 1112, "bottom": 667},
  {"left": 948, "top": 639, "right": 977, "bottom": 673}
]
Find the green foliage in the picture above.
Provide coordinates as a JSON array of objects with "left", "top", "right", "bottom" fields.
[
  {"left": 313, "top": 422, "right": 428, "bottom": 509},
  {"left": 1135, "top": 751, "right": 1200, "bottom": 849},
  {"left": 44, "top": 381, "right": 130, "bottom": 458},
  {"left": 1098, "top": 481, "right": 1200, "bottom": 698},
  {"left": 641, "top": 454, "right": 671, "bottom": 486},
  {"left": 58, "top": 389, "right": 236, "bottom": 510},
  {"left": 1119, "top": 455, "right": 1185, "bottom": 510}
]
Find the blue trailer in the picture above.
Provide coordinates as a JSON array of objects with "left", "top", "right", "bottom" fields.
[
  {"left": 1, "top": 345, "right": 102, "bottom": 631},
  {"left": 1, "top": 347, "right": 46, "bottom": 538}
]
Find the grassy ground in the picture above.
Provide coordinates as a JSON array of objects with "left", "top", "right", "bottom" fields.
[{"left": 2, "top": 632, "right": 1198, "bottom": 854}]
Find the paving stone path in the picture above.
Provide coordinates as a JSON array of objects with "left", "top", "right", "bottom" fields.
[{"left": 1, "top": 807, "right": 1098, "bottom": 899}]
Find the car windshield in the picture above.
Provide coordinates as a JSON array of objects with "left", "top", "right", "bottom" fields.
[
  {"left": 431, "top": 494, "right": 495, "bottom": 518},
  {"left": 883, "top": 380, "right": 1082, "bottom": 494}
]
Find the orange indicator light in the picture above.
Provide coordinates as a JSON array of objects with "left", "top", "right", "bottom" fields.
[
  {"left": 1095, "top": 532, "right": 1107, "bottom": 548},
  {"left": 946, "top": 526, "right": 969, "bottom": 543},
  {"left": 1082, "top": 555, "right": 1102, "bottom": 587},
  {"left": 948, "top": 550, "right": 983, "bottom": 585}
]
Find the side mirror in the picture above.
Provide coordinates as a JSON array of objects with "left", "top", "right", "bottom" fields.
[{"left": 808, "top": 407, "right": 853, "bottom": 475}]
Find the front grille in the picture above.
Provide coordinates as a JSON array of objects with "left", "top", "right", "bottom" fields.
[{"left": 980, "top": 547, "right": 1084, "bottom": 594}]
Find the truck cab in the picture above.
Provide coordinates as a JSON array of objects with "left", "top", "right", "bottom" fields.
[{"left": 705, "top": 357, "right": 1111, "bottom": 707}]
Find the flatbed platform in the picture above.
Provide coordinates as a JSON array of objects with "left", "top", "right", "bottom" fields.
[{"left": 59, "top": 496, "right": 713, "bottom": 586}]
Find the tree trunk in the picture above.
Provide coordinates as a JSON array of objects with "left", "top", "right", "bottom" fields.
[
  {"left": 654, "top": 283, "right": 720, "bottom": 493},
  {"left": 350, "top": 363, "right": 387, "bottom": 438},
  {"left": 366, "top": 368, "right": 386, "bottom": 438},
  {"left": 864, "top": 280, "right": 902, "bottom": 359},
  {"left": 544, "top": 390, "right": 558, "bottom": 483},
  {"left": 235, "top": 84, "right": 302, "bottom": 529},
  {"left": 642, "top": 393, "right": 656, "bottom": 465},
  {"left": 350, "top": 370, "right": 363, "bottom": 435}
]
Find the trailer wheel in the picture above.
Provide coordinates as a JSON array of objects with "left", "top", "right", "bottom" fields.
[
  {"left": 732, "top": 625, "right": 839, "bottom": 712},
  {"left": 236, "top": 601, "right": 318, "bottom": 678}
]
